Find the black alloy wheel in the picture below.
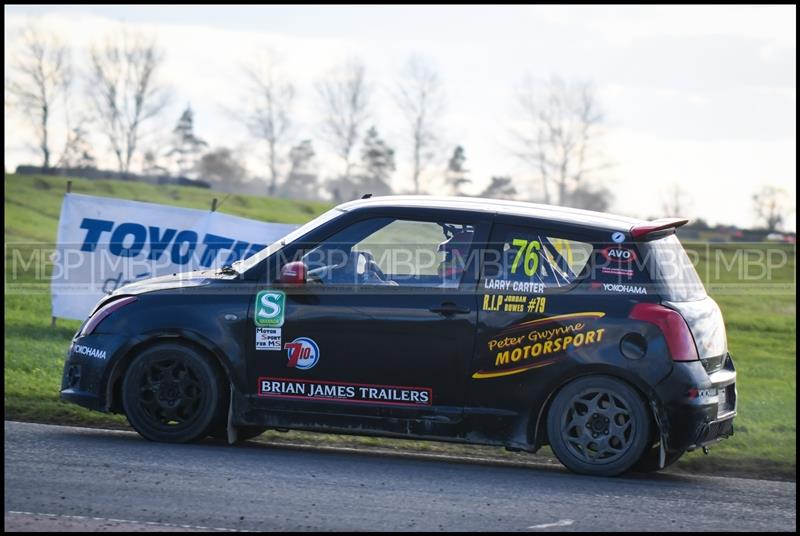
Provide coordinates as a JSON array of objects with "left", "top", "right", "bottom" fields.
[
  {"left": 122, "top": 343, "right": 225, "bottom": 443},
  {"left": 547, "top": 375, "right": 651, "bottom": 476}
]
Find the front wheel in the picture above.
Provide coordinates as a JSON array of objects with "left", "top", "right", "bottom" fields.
[
  {"left": 122, "top": 343, "right": 225, "bottom": 443},
  {"left": 546, "top": 375, "right": 651, "bottom": 477}
]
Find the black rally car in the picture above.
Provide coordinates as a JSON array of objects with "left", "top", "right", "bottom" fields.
[{"left": 61, "top": 196, "right": 737, "bottom": 476}]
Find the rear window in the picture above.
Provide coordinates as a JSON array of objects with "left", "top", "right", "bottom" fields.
[{"left": 643, "top": 235, "right": 706, "bottom": 301}]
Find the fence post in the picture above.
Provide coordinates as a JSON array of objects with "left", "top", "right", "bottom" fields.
[
  {"left": 211, "top": 198, "right": 218, "bottom": 212},
  {"left": 53, "top": 181, "right": 72, "bottom": 327}
]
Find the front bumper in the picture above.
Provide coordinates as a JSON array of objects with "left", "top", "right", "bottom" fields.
[
  {"left": 60, "top": 333, "right": 130, "bottom": 413},
  {"left": 654, "top": 354, "right": 737, "bottom": 453}
]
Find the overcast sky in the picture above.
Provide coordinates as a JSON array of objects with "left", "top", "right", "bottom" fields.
[{"left": 4, "top": 5, "right": 796, "bottom": 230}]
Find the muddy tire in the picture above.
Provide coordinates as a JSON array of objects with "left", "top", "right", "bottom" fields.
[{"left": 547, "top": 375, "right": 651, "bottom": 477}]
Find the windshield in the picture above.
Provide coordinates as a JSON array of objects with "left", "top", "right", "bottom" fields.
[
  {"left": 643, "top": 235, "right": 706, "bottom": 302},
  {"left": 234, "top": 208, "right": 344, "bottom": 273}
]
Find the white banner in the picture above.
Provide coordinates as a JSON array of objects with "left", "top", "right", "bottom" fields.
[{"left": 51, "top": 193, "right": 298, "bottom": 320}]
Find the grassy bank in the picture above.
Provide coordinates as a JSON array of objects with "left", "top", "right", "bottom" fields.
[
  {"left": 675, "top": 241, "right": 796, "bottom": 478},
  {"left": 4, "top": 173, "right": 795, "bottom": 480}
]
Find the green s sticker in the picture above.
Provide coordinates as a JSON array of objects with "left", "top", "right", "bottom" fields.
[{"left": 255, "top": 290, "right": 285, "bottom": 327}]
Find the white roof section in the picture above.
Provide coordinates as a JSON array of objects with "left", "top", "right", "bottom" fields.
[{"left": 336, "top": 195, "right": 644, "bottom": 232}]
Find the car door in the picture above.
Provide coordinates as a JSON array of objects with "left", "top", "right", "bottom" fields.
[
  {"left": 467, "top": 220, "right": 599, "bottom": 415},
  {"left": 246, "top": 208, "right": 491, "bottom": 423}
]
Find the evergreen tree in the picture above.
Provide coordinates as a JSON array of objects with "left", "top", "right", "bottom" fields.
[
  {"left": 480, "top": 176, "right": 517, "bottom": 200},
  {"left": 278, "top": 139, "right": 320, "bottom": 200},
  {"left": 446, "top": 145, "right": 470, "bottom": 195},
  {"left": 289, "top": 139, "right": 316, "bottom": 176},
  {"left": 360, "top": 126, "right": 395, "bottom": 190},
  {"left": 195, "top": 147, "right": 247, "bottom": 186},
  {"left": 327, "top": 127, "right": 395, "bottom": 201},
  {"left": 166, "top": 105, "right": 208, "bottom": 177}
]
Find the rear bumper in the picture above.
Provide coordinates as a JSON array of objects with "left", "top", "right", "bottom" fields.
[
  {"left": 689, "top": 415, "right": 735, "bottom": 450},
  {"left": 654, "top": 354, "right": 737, "bottom": 453}
]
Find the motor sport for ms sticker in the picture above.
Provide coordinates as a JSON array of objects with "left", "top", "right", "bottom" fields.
[{"left": 256, "top": 328, "right": 282, "bottom": 351}]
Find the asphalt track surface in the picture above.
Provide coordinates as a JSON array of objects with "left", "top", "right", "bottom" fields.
[{"left": 4, "top": 421, "right": 796, "bottom": 532}]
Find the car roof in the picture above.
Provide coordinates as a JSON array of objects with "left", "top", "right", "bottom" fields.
[{"left": 337, "top": 195, "right": 643, "bottom": 233}]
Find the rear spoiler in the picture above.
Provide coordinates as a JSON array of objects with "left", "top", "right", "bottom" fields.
[{"left": 630, "top": 218, "right": 689, "bottom": 239}]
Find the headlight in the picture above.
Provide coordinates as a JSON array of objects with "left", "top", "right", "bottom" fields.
[{"left": 79, "top": 296, "right": 138, "bottom": 336}]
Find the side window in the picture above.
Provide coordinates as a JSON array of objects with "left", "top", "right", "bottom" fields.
[
  {"left": 484, "top": 225, "right": 593, "bottom": 291},
  {"left": 301, "top": 217, "right": 477, "bottom": 288}
]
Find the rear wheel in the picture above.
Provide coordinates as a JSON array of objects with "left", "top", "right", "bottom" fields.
[
  {"left": 546, "top": 376, "right": 651, "bottom": 477},
  {"left": 122, "top": 343, "right": 225, "bottom": 443}
]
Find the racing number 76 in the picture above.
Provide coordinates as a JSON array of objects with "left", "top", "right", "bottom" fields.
[{"left": 511, "top": 238, "right": 540, "bottom": 276}]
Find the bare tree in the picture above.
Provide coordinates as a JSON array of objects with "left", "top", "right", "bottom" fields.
[
  {"left": 752, "top": 185, "right": 793, "bottom": 232},
  {"left": 56, "top": 125, "right": 95, "bottom": 169},
  {"left": 88, "top": 28, "right": 170, "bottom": 175},
  {"left": 393, "top": 56, "right": 444, "bottom": 194},
  {"left": 142, "top": 148, "right": 168, "bottom": 176},
  {"left": 661, "top": 182, "right": 692, "bottom": 216},
  {"left": 7, "top": 25, "right": 71, "bottom": 169},
  {"left": 316, "top": 59, "right": 371, "bottom": 181},
  {"left": 240, "top": 51, "right": 295, "bottom": 195},
  {"left": 512, "top": 76, "right": 611, "bottom": 206}
]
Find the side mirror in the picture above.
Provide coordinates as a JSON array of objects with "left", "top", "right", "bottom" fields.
[{"left": 280, "top": 261, "right": 306, "bottom": 285}]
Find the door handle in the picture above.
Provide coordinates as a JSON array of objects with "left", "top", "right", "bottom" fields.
[{"left": 430, "top": 302, "right": 470, "bottom": 315}]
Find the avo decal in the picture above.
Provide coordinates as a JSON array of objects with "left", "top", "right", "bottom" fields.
[
  {"left": 600, "top": 247, "right": 637, "bottom": 263},
  {"left": 599, "top": 247, "right": 638, "bottom": 277}
]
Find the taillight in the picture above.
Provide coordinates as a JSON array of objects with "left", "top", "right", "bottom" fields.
[
  {"left": 80, "top": 296, "right": 137, "bottom": 336},
  {"left": 629, "top": 302, "right": 699, "bottom": 361}
]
